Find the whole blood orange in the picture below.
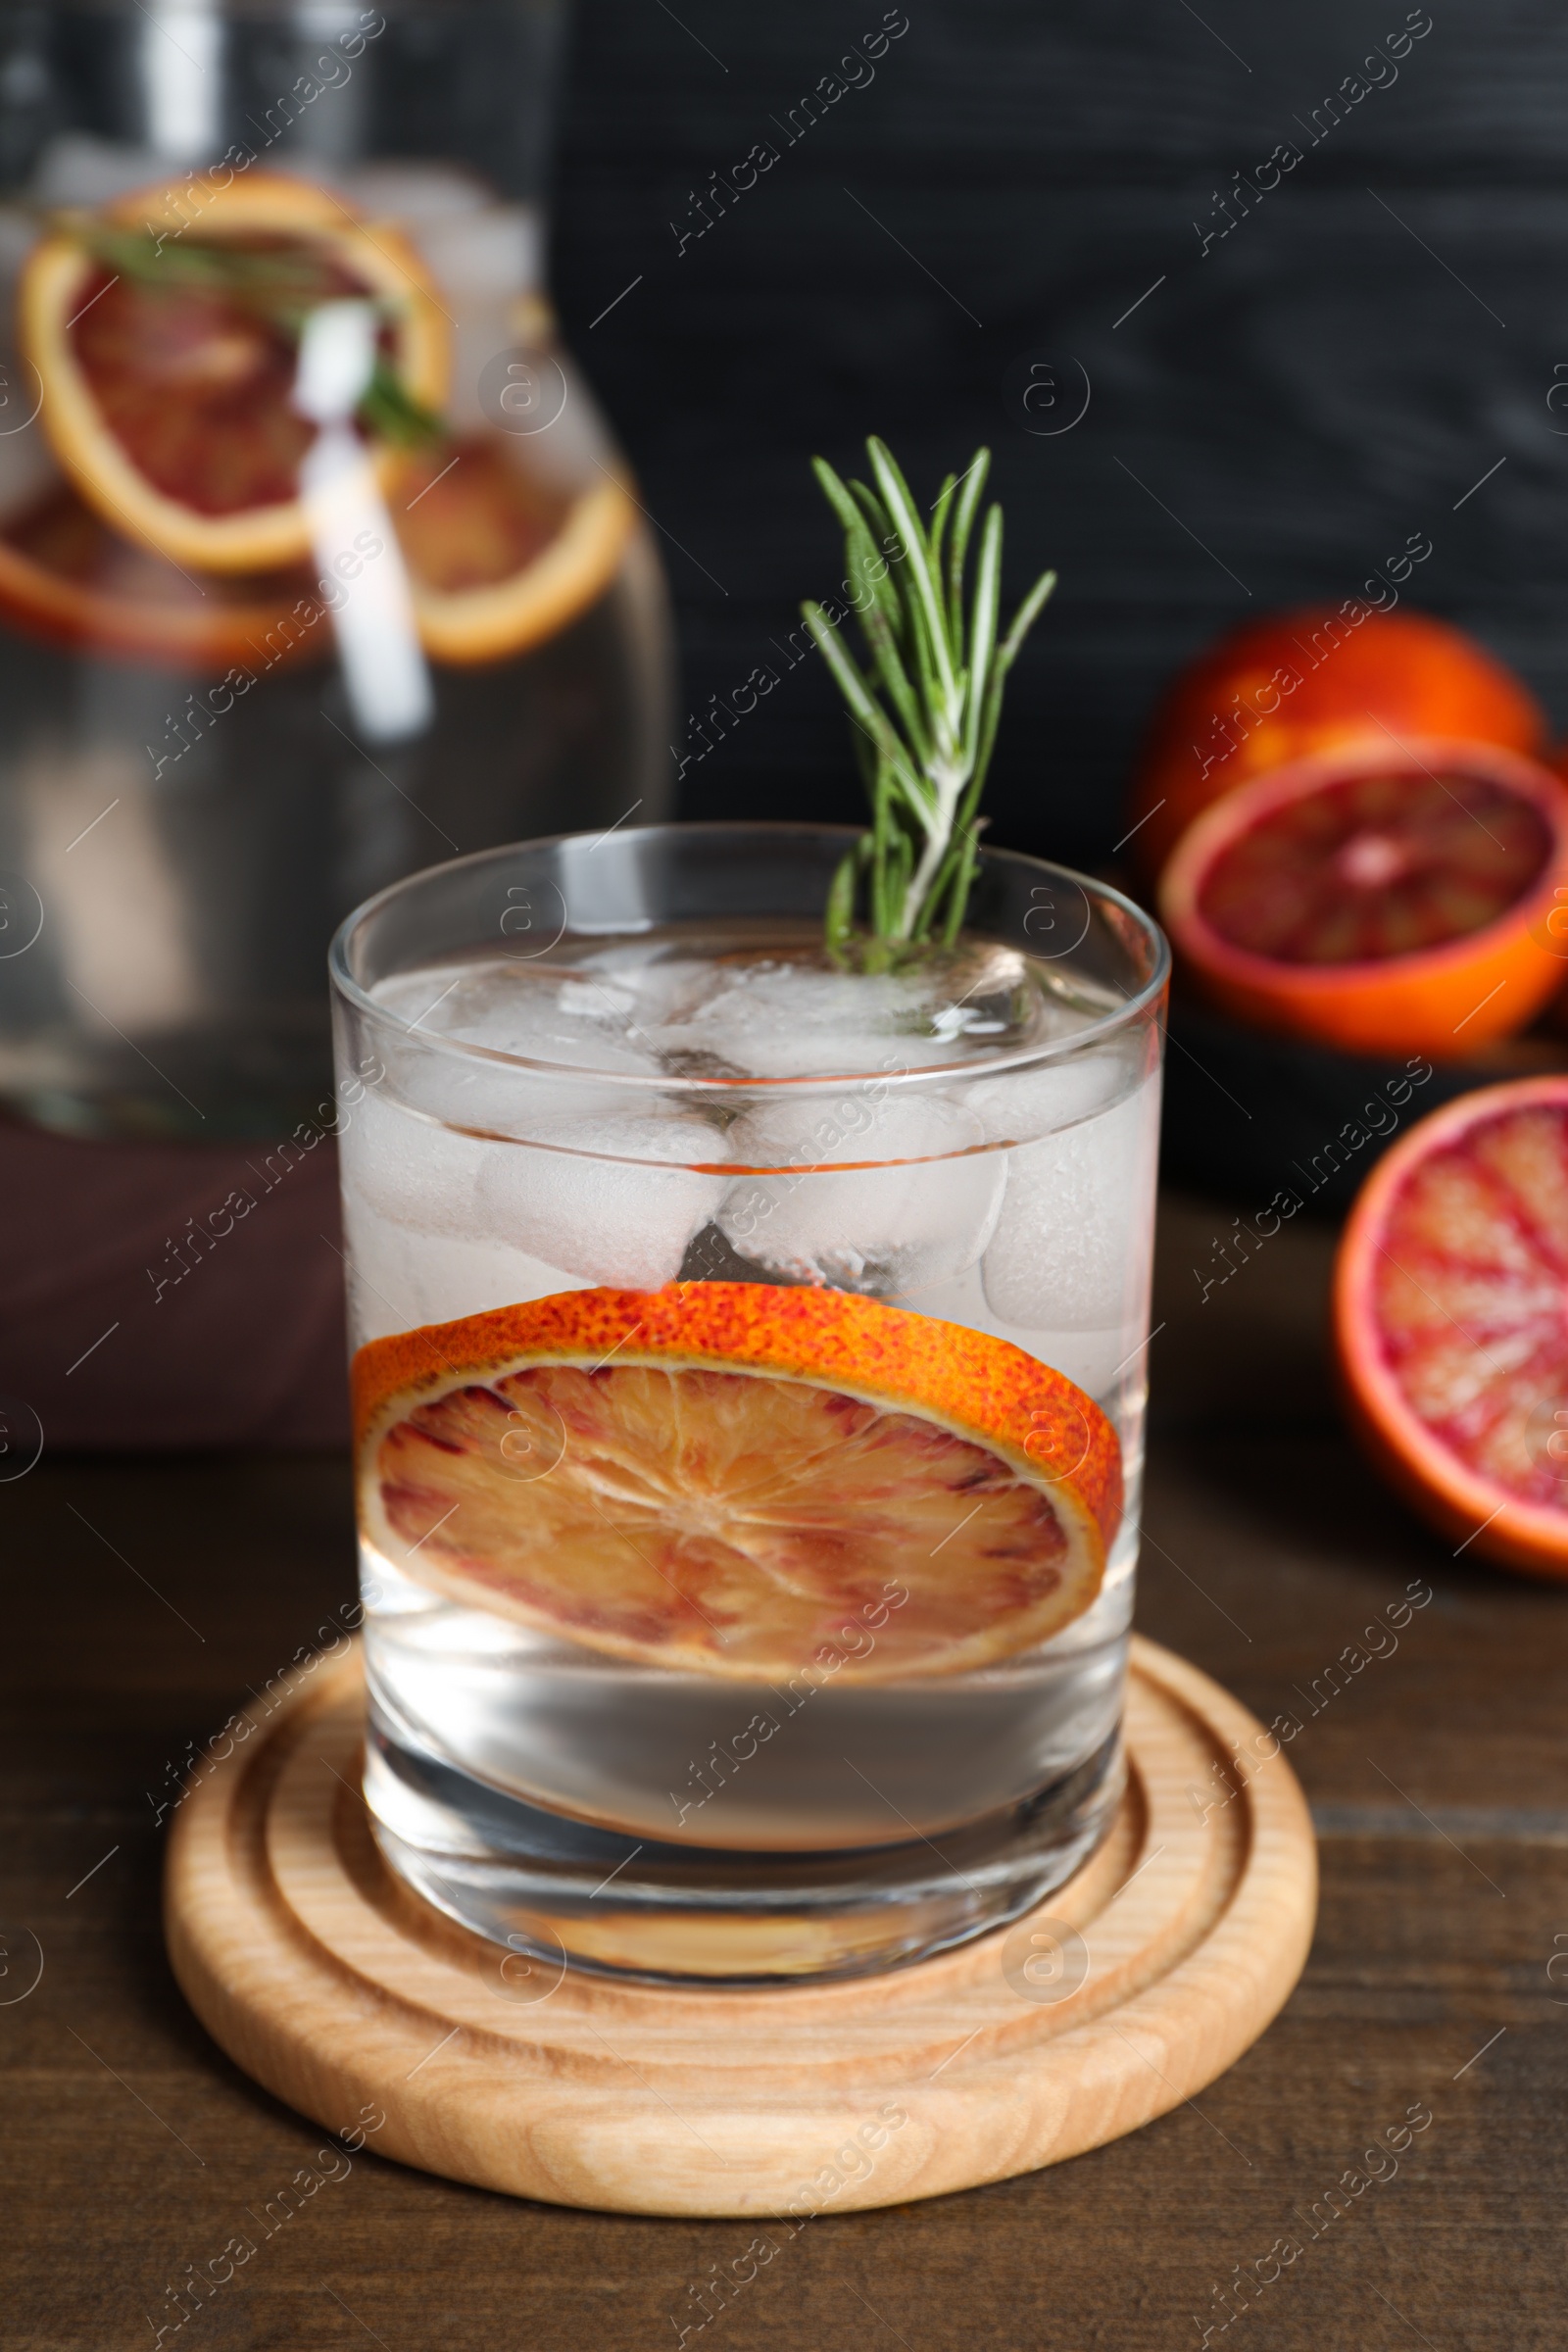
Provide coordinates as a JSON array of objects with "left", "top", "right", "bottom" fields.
[
  {"left": 1157, "top": 741, "right": 1568, "bottom": 1056},
  {"left": 21, "top": 173, "right": 449, "bottom": 573},
  {"left": 353, "top": 1284, "right": 1123, "bottom": 1681},
  {"left": 395, "top": 437, "right": 635, "bottom": 665},
  {"left": 1335, "top": 1077, "right": 1568, "bottom": 1577},
  {"left": 1126, "top": 608, "right": 1544, "bottom": 881}
]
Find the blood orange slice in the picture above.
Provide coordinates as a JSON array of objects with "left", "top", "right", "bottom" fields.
[
  {"left": 394, "top": 436, "right": 635, "bottom": 665},
  {"left": 1158, "top": 741, "right": 1568, "bottom": 1055},
  {"left": 21, "top": 173, "right": 449, "bottom": 573},
  {"left": 353, "top": 1284, "right": 1122, "bottom": 1681},
  {"left": 1335, "top": 1077, "right": 1568, "bottom": 1577},
  {"left": 0, "top": 478, "right": 319, "bottom": 666}
]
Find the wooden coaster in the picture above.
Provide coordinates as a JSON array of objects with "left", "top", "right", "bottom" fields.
[{"left": 165, "top": 1636, "right": 1315, "bottom": 2217}]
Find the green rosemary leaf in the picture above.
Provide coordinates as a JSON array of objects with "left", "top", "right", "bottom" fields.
[
  {"left": 928, "top": 471, "right": 957, "bottom": 600},
  {"left": 947, "top": 450, "right": 989, "bottom": 644},
  {"left": 848, "top": 477, "right": 895, "bottom": 548},
  {"left": 959, "top": 569, "right": 1055, "bottom": 844},
  {"left": 997, "top": 567, "right": 1058, "bottom": 673},
  {"left": 74, "top": 221, "right": 204, "bottom": 280},
  {"left": 895, "top": 577, "right": 946, "bottom": 759},
  {"left": 967, "top": 667, "right": 1008, "bottom": 821},
  {"left": 851, "top": 713, "right": 880, "bottom": 795},
  {"left": 865, "top": 438, "right": 956, "bottom": 705},
  {"left": 846, "top": 479, "right": 910, "bottom": 657},
  {"left": 841, "top": 506, "right": 904, "bottom": 645},
  {"left": 824, "top": 846, "right": 858, "bottom": 967},
  {"left": 810, "top": 456, "right": 868, "bottom": 546},
  {"left": 868, "top": 757, "right": 893, "bottom": 936},
  {"left": 70, "top": 220, "right": 339, "bottom": 314},
  {"left": 857, "top": 590, "right": 932, "bottom": 764},
  {"left": 887, "top": 823, "right": 913, "bottom": 937},
  {"left": 811, "top": 466, "right": 900, "bottom": 656},
  {"left": 358, "top": 354, "right": 444, "bottom": 447},
  {"left": 802, "top": 601, "right": 917, "bottom": 790},
  {"left": 960, "top": 505, "right": 1003, "bottom": 772},
  {"left": 937, "top": 814, "right": 990, "bottom": 947}
]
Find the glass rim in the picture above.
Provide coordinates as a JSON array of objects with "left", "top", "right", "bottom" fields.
[{"left": 328, "top": 821, "right": 1171, "bottom": 1096}]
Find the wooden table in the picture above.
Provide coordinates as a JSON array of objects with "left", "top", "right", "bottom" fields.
[{"left": 4, "top": 1195, "right": 1560, "bottom": 2349}]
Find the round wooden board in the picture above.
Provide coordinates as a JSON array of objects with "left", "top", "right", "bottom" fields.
[{"left": 165, "top": 1635, "right": 1315, "bottom": 2218}]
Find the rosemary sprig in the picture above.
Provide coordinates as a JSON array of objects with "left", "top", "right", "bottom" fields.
[
  {"left": 62, "top": 217, "right": 444, "bottom": 448},
  {"left": 803, "top": 437, "right": 1055, "bottom": 966},
  {"left": 71, "top": 220, "right": 347, "bottom": 310},
  {"left": 357, "top": 356, "right": 444, "bottom": 446}
]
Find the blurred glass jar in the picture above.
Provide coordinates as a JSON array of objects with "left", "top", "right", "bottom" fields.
[{"left": 0, "top": 0, "right": 672, "bottom": 1137}]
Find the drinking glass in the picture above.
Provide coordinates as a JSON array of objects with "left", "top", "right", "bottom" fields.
[{"left": 331, "top": 823, "right": 1168, "bottom": 1981}]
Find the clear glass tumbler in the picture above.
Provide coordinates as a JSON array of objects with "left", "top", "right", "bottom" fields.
[{"left": 331, "top": 823, "right": 1168, "bottom": 1982}]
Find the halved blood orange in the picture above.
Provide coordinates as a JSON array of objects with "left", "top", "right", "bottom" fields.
[
  {"left": 21, "top": 173, "right": 449, "bottom": 573},
  {"left": 1335, "top": 1077, "right": 1568, "bottom": 1578},
  {"left": 353, "top": 1284, "right": 1122, "bottom": 1681},
  {"left": 1158, "top": 741, "right": 1568, "bottom": 1055},
  {"left": 1126, "top": 607, "right": 1544, "bottom": 882},
  {"left": 394, "top": 436, "right": 635, "bottom": 665},
  {"left": 0, "top": 478, "right": 319, "bottom": 666}
]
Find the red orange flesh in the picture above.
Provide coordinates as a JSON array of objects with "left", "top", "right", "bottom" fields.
[
  {"left": 1125, "top": 606, "right": 1544, "bottom": 882},
  {"left": 395, "top": 438, "right": 636, "bottom": 666},
  {"left": 1159, "top": 742, "right": 1568, "bottom": 1056},
  {"left": 354, "top": 1284, "right": 1123, "bottom": 1681},
  {"left": 0, "top": 480, "right": 320, "bottom": 665},
  {"left": 1335, "top": 1077, "right": 1568, "bottom": 1578}
]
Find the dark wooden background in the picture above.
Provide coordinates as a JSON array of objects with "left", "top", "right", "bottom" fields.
[{"left": 550, "top": 0, "right": 1568, "bottom": 869}]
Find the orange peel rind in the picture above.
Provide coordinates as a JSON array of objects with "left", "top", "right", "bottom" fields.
[{"left": 395, "top": 438, "right": 636, "bottom": 665}]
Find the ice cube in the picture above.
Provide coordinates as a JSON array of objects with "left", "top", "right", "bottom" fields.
[
  {"left": 337, "top": 1086, "right": 493, "bottom": 1237},
  {"left": 715, "top": 1093, "right": 1004, "bottom": 1293},
  {"left": 342, "top": 164, "right": 490, "bottom": 223},
  {"left": 639, "top": 959, "right": 903, "bottom": 1077},
  {"left": 370, "top": 962, "right": 657, "bottom": 1072},
  {"left": 647, "top": 963, "right": 951, "bottom": 1079},
  {"left": 368, "top": 198, "right": 544, "bottom": 432},
  {"left": 643, "top": 944, "right": 1102, "bottom": 1081},
  {"left": 981, "top": 1074, "right": 1162, "bottom": 1336},
  {"left": 416, "top": 205, "right": 540, "bottom": 300},
  {"left": 344, "top": 1197, "right": 585, "bottom": 1344},
  {"left": 906, "top": 1259, "right": 1132, "bottom": 1402},
  {"left": 472, "top": 1113, "right": 730, "bottom": 1288},
  {"left": 964, "top": 1049, "right": 1134, "bottom": 1146},
  {"left": 367, "top": 963, "right": 667, "bottom": 1138}
]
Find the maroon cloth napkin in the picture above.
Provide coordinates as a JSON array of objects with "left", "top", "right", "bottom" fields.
[{"left": 0, "top": 1118, "right": 350, "bottom": 1451}]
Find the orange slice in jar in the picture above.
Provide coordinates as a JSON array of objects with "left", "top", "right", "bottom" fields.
[
  {"left": 393, "top": 435, "right": 636, "bottom": 665},
  {"left": 20, "top": 172, "right": 450, "bottom": 574},
  {"left": 1335, "top": 1077, "right": 1568, "bottom": 1579},
  {"left": 1158, "top": 740, "right": 1568, "bottom": 1056},
  {"left": 0, "top": 478, "right": 322, "bottom": 666},
  {"left": 354, "top": 1284, "right": 1123, "bottom": 1682}
]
